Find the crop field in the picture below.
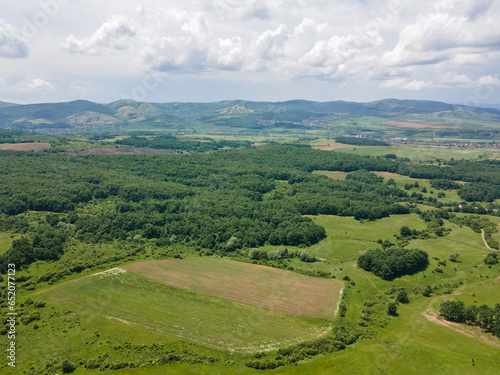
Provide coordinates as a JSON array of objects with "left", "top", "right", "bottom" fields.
[
  {"left": 124, "top": 258, "right": 343, "bottom": 319},
  {"left": 0, "top": 142, "right": 51, "bottom": 151},
  {"left": 35, "top": 266, "right": 334, "bottom": 355},
  {"left": 333, "top": 143, "right": 500, "bottom": 161},
  {"left": 311, "top": 141, "right": 355, "bottom": 151},
  {"left": 378, "top": 121, "right": 457, "bottom": 129}
]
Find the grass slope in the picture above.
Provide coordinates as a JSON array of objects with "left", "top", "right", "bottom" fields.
[
  {"left": 124, "top": 258, "right": 343, "bottom": 319},
  {"left": 34, "top": 267, "right": 332, "bottom": 353}
]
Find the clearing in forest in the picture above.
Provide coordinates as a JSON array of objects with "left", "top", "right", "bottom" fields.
[
  {"left": 0, "top": 142, "right": 51, "bottom": 151},
  {"left": 124, "top": 257, "right": 343, "bottom": 319},
  {"left": 379, "top": 121, "right": 456, "bottom": 129}
]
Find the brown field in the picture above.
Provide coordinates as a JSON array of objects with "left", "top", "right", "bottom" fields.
[
  {"left": 314, "top": 170, "right": 352, "bottom": 179},
  {"left": 124, "top": 257, "right": 343, "bottom": 319},
  {"left": 0, "top": 142, "right": 51, "bottom": 151},
  {"left": 379, "top": 121, "right": 457, "bottom": 129},
  {"left": 64, "top": 147, "right": 176, "bottom": 155},
  {"left": 373, "top": 171, "right": 420, "bottom": 179},
  {"left": 190, "top": 139, "right": 212, "bottom": 143},
  {"left": 251, "top": 142, "right": 268, "bottom": 147},
  {"left": 313, "top": 142, "right": 354, "bottom": 151}
]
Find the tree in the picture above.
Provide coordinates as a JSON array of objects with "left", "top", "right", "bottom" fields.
[
  {"left": 248, "top": 248, "right": 267, "bottom": 260},
  {"left": 464, "top": 305, "right": 478, "bottom": 324},
  {"left": 422, "top": 286, "right": 432, "bottom": 297},
  {"left": 61, "top": 360, "right": 76, "bottom": 373},
  {"left": 484, "top": 253, "right": 498, "bottom": 265},
  {"left": 400, "top": 226, "right": 412, "bottom": 237},
  {"left": 225, "top": 236, "right": 240, "bottom": 251},
  {"left": 387, "top": 302, "right": 398, "bottom": 316},
  {"left": 477, "top": 305, "right": 494, "bottom": 328},
  {"left": 440, "top": 300, "right": 465, "bottom": 322},
  {"left": 448, "top": 253, "right": 460, "bottom": 262},
  {"left": 396, "top": 290, "right": 409, "bottom": 304}
]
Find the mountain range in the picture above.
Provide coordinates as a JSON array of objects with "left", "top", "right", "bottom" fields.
[{"left": 0, "top": 98, "right": 499, "bottom": 132}]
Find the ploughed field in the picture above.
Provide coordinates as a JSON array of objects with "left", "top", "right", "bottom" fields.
[
  {"left": 37, "top": 258, "right": 342, "bottom": 353},
  {"left": 124, "top": 257, "right": 343, "bottom": 319}
]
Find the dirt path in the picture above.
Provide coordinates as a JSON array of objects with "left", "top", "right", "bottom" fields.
[
  {"left": 481, "top": 229, "right": 494, "bottom": 251},
  {"left": 423, "top": 309, "right": 500, "bottom": 348}
]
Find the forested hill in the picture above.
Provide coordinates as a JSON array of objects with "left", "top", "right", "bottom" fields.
[
  {"left": 0, "top": 98, "right": 499, "bottom": 132},
  {"left": 1, "top": 145, "right": 499, "bottom": 270}
]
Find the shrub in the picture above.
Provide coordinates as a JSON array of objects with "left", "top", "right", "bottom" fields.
[
  {"left": 387, "top": 302, "right": 398, "bottom": 316},
  {"left": 61, "top": 360, "right": 77, "bottom": 373},
  {"left": 396, "top": 290, "right": 409, "bottom": 304}
]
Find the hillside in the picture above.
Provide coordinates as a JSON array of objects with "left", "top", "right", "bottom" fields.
[{"left": 0, "top": 99, "right": 499, "bottom": 136}]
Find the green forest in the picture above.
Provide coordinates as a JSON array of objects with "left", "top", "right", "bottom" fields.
[{"left": 0, "top": 138, "right": 499, "bottom": 375}]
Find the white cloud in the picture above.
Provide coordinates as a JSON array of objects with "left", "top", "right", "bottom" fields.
[
  {"left": 379, "top": 77, "right": 429, "bottom": 91},
  {"left": 28, "top": 78, "right": 54, "bottom": 90},
  {"left": 63, "top": 15, "right": 136, "bottom": 55},
  {"left": 208, "top": 0, "right": 271, "bottom": 21},
  {"left": 435, "top": 0, "right": 494, "bottom": 20},
  {"left": 0, "top": 19, "right": 29, "bottom": 59},
  {"left": 208, "top": 37, "right": 246, "bottom": 70},
  {"left": 383, "top": 8, "right": 500, "bottom": 68},
  {"left": 2, "top": 1, "right": 500, "bottom": 103}
]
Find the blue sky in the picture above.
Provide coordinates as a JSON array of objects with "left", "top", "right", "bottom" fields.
[{"left": 1, "top": 0, "right": 499, "bottom": 105}]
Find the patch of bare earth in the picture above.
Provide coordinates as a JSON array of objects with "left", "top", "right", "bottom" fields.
[
  {"left": 124, "top": 258, "right": 343, "bottom": 319},
  {"left": 379, "top": 121, "right": 456, "bottom": 129},
  {"left": 251, "top": 142, "right": 267, "bottom": 147},
  {"left": 423, "top": 309, "right": 500, "bottom": 348},
  {"left": 0, "top": 142, "right": 51, "bottom": 151},
  {"left": 64, "top": 147, "right": 176, "bottom": 155},
  {"left": 313, "top": 142, "right": 353, "bottom": 151}
]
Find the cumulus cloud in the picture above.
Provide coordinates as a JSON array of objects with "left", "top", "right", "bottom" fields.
[
  {"left": 48, "top": 1, "right": 500, "bottom": 101},
  {"left": 383, "top": 5, "right": 500, "bottom": 68},
  {"left": 208, "top": 0, "right": 271, "bottom": 21},
  {"left": 28, "top": 78, "right": 54, "bottom": 90},
  {"left": 63, "top": 15, "right": 136, "bottom": 55},
  {"left": 435, "top": 0, "right": 494, "bottom": 20},
  {"left": 139, "top": 10, "right": 212, "bottom": 72},
  {"left": 0, "top": 19, "right": 29, "bottom": 59}
]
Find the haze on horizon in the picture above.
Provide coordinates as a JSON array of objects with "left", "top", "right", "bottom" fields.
[{"left": 0, "top": 0, "right": 499, "bottom": 107}]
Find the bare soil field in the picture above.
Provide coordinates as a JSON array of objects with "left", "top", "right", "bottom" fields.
[
  {"left": 251, "top": 142, "right": 268, "bottom": 147},
  {"left": 64, "top": 147, "right": 176, "bottom": 155},
  {"left": 379, "top": 121, "right": 456, "bottom": 129},
  {"left": 315, "top": 171, "right": 352, "bottom": 179},
  {"left": 124, "top": 257, "right": 343, "bottom": 319},
  {"left": 0, "top": 142, "right": 51, "bottom": 151},
  {"left": 372, "top": 171, "right": 423, "bottom": 179},
  {"left": 313, "top": 142, "right": 354, "bottom": 151}
]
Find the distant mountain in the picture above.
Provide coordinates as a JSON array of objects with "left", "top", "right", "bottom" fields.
[
  {"left": 0, "top": 98, "right": 499, "bottom": 132},
  {"left": 470, "top": 103, "right": 500, "bottom": 111},
  {"left": 0, "top": 101, "right": 19, "bottom": 108}
]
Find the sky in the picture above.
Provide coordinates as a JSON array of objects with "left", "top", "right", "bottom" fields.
[{"left": 0, "top": 0, "right": 500, "bottom": 105}]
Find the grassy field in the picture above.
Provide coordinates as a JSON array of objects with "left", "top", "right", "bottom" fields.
[
  {"left": 4, "top": 211, "right": 500, "bottom": 374},
  {"left": 0, "top": 266, "right": 341, "bottom": 374},
  {"left": 315, "top": 169, "right": 464, "bottom": 204},
  {"left": 124, "top": 258, "right": 343, "bottom": 319},
  {"left": 0, "top": 232, "right": 13, "bottom": 255},
  {"left": 332, "top": 143, "right": 500, "bottom": 161}
]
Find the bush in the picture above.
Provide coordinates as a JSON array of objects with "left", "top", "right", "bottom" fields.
[
  {"left": 396, "top": 290, "right": 409, "bottom": 304},
  {"left": 484, "top": 253, "right": 498, "bottom": 265},
  {"left": 422, "top": 286, "right": 432, "bottom": 297},
  {"left": 61, "top": 360, "right": 77, "bottom": 373},
  {"left": 387, "top": 302, "right": 398, "bottom": 316}
]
